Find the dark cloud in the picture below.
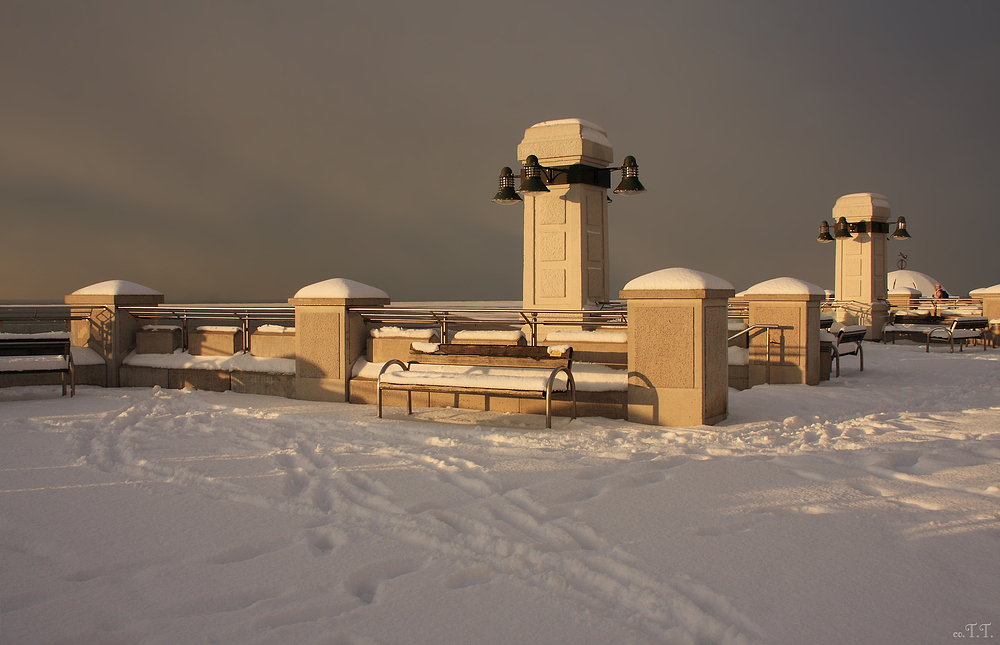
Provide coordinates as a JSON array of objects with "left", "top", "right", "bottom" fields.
[{"left": 2, "top": 0, "right": 998, "bottom": 302}]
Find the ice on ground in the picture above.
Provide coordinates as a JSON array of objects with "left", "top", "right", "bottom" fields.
[{"left": 1, "top": 342, "right": 999, "bottom": 645}]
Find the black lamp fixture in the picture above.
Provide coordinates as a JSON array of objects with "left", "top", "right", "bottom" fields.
[
  {"left": 889, "top": 216, "right": 910, "bottom": 240},
  {"left": 816, "top": 220, "right": 834, "bottom": 243},
  {"left": 833, "top": 216, "right": 853, "bottom": 239},
  {"left": 492, "top": 154, "right": 646, "bottom": 204},
  {"left": 816, "top": 215, "right": 911, "bottom": 243}
]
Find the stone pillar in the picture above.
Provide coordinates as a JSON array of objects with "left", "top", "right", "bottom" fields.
[
  {"left": 517, "top": 119, "right": 615, "bottom": 310},
  {"left": 64, "top": 280, "right": 165, "bottom": 387},
  {"left": 620, "top": 268, "right": 734, "bottom": 427},
  {"left": 289, "top": 278, "right": 390, "bottom": 402},
  {"left": 739, "top": 278, "right": 826, "bottom": 387},
  {"left": 970, "top": 284, "right": 1000, "bottom": 346},
  {"left": 832, "top": 193, "right": 892, "bottom": 340}
]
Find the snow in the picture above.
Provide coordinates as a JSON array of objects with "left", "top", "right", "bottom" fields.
[
  {"left": 545, "top": 330, "right": 628, "bottom": 344},
  {"left": 370, "top": 327, "right": 436, "bottom": 340},
  {"left": 142, "top": 324, "right": 181, "bottom": 331},
  {"left": 196, "top": 326, "right": 241, "bottom": 333},
  {"left": 70, "top": 280, "right": 163, "bottom": 296},
  {"left": 255, "top": 325, "right": 295, "bottom": 334},
  {"left": 622, "top": 268, "right": 734, "bottom": 292},
  {"left": 357, "top": 359, "right": 625, "bottom": 393},
  {"left": 529, "top": 118, "right": 612, "bottom": 148},
  {"left": 292, "top": 278, "right": 390, "bottom": 300},
  {"left": 2, "top": 343, "right": 999, "bottom": 645},
  {"left": 452, "top": 330, "right": 524, "bottom": 342},
  {"left": 888, "top": 270, "right": 943, "bottom": 296},
  {"left": 0, "top": 338, "right": 104, "bottom": 371},
  {"left": 123, "top": 350, "right": 295, "bottom": 374},
  {"left": 737, "top": 277, "right": 827, "bottom": 297},
  {"left": 970, "top": 283, "right": 1000, "bottom": 296}
]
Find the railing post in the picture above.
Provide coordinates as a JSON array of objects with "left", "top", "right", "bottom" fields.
[
  {"left": 621, "top": 268, "right": 734, "bottom": 427},
  {"left": 289, "top": 278, "right": 390, "bottom": 403},
  {"left": 64, "top": 281, "right": 166, "bottom": 387},
  {"left": 739, "top": 278, "right": 825, "bottom": 386}
]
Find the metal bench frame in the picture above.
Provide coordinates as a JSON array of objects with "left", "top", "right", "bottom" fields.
[
  {"left": 831, "top": 328, "right": 866, "bottom": 377},
  {"left": 0, "top": 337, "right": 76, "bottom": 396}
]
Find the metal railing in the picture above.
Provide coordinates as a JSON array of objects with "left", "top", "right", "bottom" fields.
[
  {"left": 820, "top": 300, "right": 874, "bottom": 326},
  {"left": 351, "top": 306, "right": 628, "bottom": 347},
  {"left": 887, "top": 297, "right": 983, "bottom": 317},
  {"left": 0, "top": 305, "right": 116, "bottom": 359},
  {"left": 122, "top": 305, "right": 295, "bottom": 353},
  {"left": 728, "top": 323, "right": 784, "bottom": 384}
]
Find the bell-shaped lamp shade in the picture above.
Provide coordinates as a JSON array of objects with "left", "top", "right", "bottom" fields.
[
  {"left": 517, "top": 155, "right": 550, "bottom": 193},
  {"left": 817, "top": 220, "right": 834, "bottom": 243},
  {"left": 492, "top": 167, "right": 523, "bottom": 204},
  {"left": 833, "top": 216, "right": 853, "bottom": 239},
  {"left": 889, "top": 216, "right": 911, "bottom": 240},
  {"left": 613, "top": 155, "right": 646, "bottom": 195}
]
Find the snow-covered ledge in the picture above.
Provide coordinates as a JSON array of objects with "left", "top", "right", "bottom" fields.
[
  {"left": 288, "top": 278, "right": 390, "bottom": 403},
  {"left": 738, "top": 277, "right": 826, "bottom": 387},
  {"left": 620, "top": 268, "right": 734, "bottom": 427}
]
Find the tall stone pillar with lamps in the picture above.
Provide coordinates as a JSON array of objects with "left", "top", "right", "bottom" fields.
[
  {"left": 516, "top": 119, "right": 616, "bottom": 310},
  {"left": 831, "top": 193, "right": 893, "bottom": 340}
]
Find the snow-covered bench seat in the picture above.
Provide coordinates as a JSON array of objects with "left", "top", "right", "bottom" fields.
[
  {"left": 884, "top": 316, "right": 988, "bottom": 353},
  {"left": 820, "top": 325, "right": 867, "bottom": 377},
  {"left": 377, "top": 344, "right": 576, "bottom": 428},
  {"left": 0, "top": 335, "right": 75, "bottom": 396}
]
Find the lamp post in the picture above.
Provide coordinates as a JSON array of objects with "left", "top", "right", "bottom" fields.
[{"left": 492, "top": 119, "right": 645, "bottom": 310}]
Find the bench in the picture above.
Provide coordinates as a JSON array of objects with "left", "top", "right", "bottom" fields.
[
  {"left": 376, "top": 344, "right": 576, "bottom": 428},
  {"left": 884, "top": 316, "right": 989, "bottom": 353},
  {"left": 0, "top": 336, "right": 75, "bottom": 396},
  {"left": 925, "top": 316, "right": 989, "bottom": 353},
  {"left": 825, "top": 325, "right": 867, "bottom": 377}
]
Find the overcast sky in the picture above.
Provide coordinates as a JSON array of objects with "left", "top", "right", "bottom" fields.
[{"left": 2, "top": 1, "right": 998, "bottom": 303}]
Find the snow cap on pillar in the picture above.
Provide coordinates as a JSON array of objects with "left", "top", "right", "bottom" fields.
[
  {"left": 517, "top": 118, "right": 615, "bottom": 167},
  {"left": 289, "top": 278, "right": 390, "bottom": 305},
  {"left": 737, "top": 277, "right": 827, "bottom": 300},
  {"left": 620, "top": 268, "right": 735, "bottom": 299},
  {"left": 65, "top": 280, "right": 165, "bottom": 306}
]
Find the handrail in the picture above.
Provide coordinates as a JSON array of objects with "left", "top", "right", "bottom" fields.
[
  {"left": 728, "top": 323, "right": 784, "bottom": 384},
  {"left": 821, "top": 300, "right": 873, "bottom": 326},
  {"left": 351, "top": 306, "right": 627, "bottom": 347},
  {"left": 121, "top": 305, "right": 295, "bottom": 353}
]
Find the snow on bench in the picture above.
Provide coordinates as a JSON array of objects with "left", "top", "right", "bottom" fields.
[
  {"left": 883, "top": 316, "right": 989, "bottom": 353},
  {"left": 0, "top": 333, "right": 75, "bottom": 396},
  {"left": 376, "top": 344, "right": 576, "bottom": 428}
]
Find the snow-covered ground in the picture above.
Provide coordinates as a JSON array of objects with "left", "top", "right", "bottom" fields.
[{"left": 2, "top": 342, "right": 998, "bottom": 645}]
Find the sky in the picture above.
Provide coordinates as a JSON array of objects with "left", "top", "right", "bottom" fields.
[{"left": 2, "top": 1, "right": 999, "bottom": 303}]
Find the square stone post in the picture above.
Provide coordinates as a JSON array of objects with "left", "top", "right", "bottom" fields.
[
  {"left": 517, "top": 119, "right": 615, "bottom": 310},
  {"left": 64, "top": 280, "right": 165, "bottom": 387},
  {"left": 832, "top": 193, "right": 892, "bottom": 340},
  {"left": 289, "top": 278, "right": 390, "bottom": 402},
  {"left": 970, "top": 284, "right": 1000, "bottom": 347},
  {"left": 621, "top": 268, "right": 735, "bottom": 427},
  {"left": 739, "top": 278, "right": 826, "bottom": 387}
]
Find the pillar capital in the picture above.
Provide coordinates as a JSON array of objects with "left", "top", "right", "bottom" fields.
[
  {"left": 517, "top": 118, "right": 614, "bottom": 168},
  {"left": 832, "top": 192, "right": 891, "bottom": 224}
]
